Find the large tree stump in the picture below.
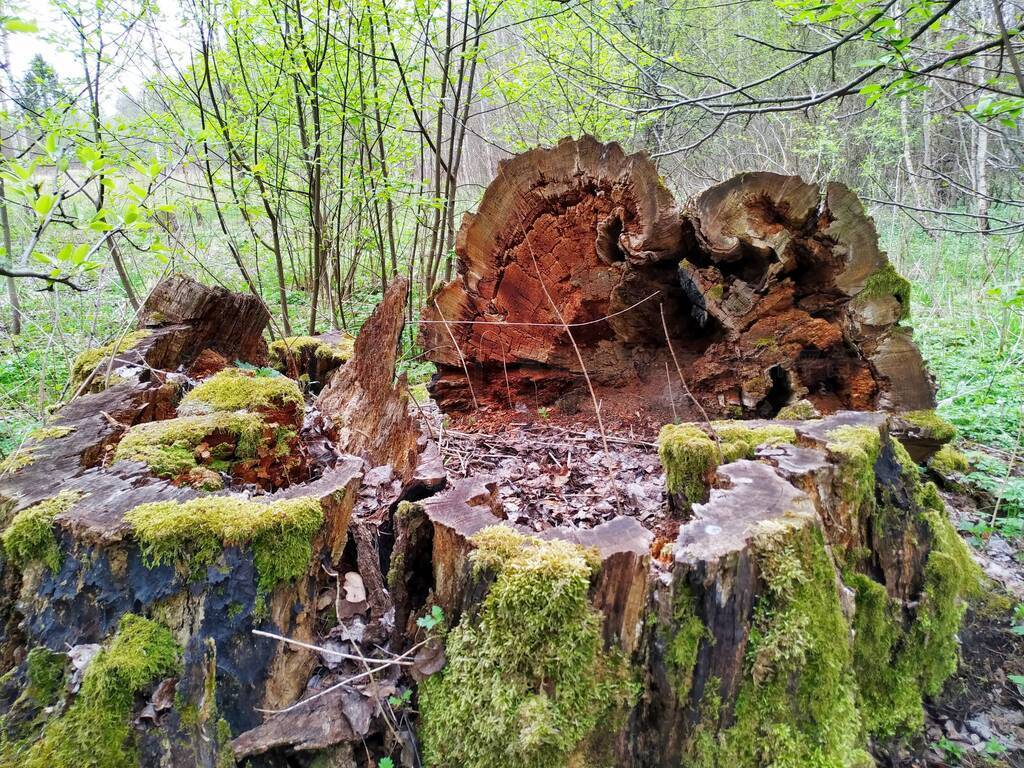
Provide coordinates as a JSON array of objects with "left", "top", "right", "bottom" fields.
[
  {"left": 420, "top": 137, "right": 934, "bottom": 420},
  {"left": 0, "top": 154, "right": 975, "bottom": 768}
]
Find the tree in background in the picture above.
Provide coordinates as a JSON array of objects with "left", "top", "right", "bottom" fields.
[{"left": 16, "top": 54, "right": 70, "bottom": 117}]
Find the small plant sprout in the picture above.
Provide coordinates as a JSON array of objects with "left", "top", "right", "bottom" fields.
[
  {"left": 387, "top": 689, "right": 413, "bottom": 709},
  {"left": 417, "top": 605, "right": 445, "bottom": 632}
]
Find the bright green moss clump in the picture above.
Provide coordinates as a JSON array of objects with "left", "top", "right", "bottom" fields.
[
  {"left": 179, "top": 368, "right": 303, "bottom": 416},
  {"left": 418, "top": 526, "right": 636, "bottom": 768},
  {"left": 21, "top": 614, "right": 180, "bottom": 768},
  {"left": 125, "top": 495, "right": 323, "bottom": 597},
  {"left": 2, "top": 491, "right": 82, "bottom": 572},
  {"left": 658, "top": 425, "right": 718, "bottom": 504},
  {"left": 857, "top": 263, "right": 912, "bottom": 319},
  {"left": 901, "top": 410, "right": 957, "bottom": 442},
  {"left": 70, "top": 330, "right": 151, "bottom": 389},
  {"left": 690, "top": 524, "right": 873, "bottom": 768},
  {"left": 658, "top": 422, "right": 796, "bottom": 505},
  {"left": 826, "top": 426, "right": 882, "bottom": 511},
  {"left": 112, "top": 413, "right": 264, "bottom": 484},
  {"left": 929, "top": 444, "right": 969, "bottom": 475}
]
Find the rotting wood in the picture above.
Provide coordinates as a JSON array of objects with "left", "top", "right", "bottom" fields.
[{"left": 420, "top": 136, "right": 935, "bottom": 422}]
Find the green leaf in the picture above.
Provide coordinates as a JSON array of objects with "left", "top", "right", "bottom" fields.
[
  {"left": 3, "top": 18, "right": 38, "bottom": 33},
  {"left": 32, "top": 194, "right": 56, "bottom": 218},
  {"left": 71, "top": 244, "right": 91, "bottom": 265}
]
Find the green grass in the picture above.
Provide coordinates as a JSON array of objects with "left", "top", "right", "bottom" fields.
[{"left": 884, "top": 216, "right": 1024, "bottom": 535}]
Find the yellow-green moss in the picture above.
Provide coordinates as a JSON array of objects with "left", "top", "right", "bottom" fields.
[
  {"left": 418, "top": 526, "right": 637, "bottom": 768},
  {"left": 26, "top": 425, "right": 75, "bottom": 442},
  {"left": 70, "top": 330, "right": 150, "bottom": 389},
  {"left": 929, "top": 444, "right": 969, "bottom": 475},
  {"left": 658, "top": 422, "right": 797, "bottom": 505},
  {"left": 179, "top": 368, "right": 303, "bottom": 416},
  {"left": 269, "top": 335, "right": 354, "bottom": 369},
  {"left": 848, "top": 443, "right": 982, "bottom": 738},
  {"left": 25, "top": 647, "right": 66, "bottom": 703},
  {"left": 125, "top": 495, "right": 323, "bottom": 598},
  {"left": 857, "top": 263, "right": 911, "bottom": 319},
  {"left": 775, "top": 399, "right": 820, "bottom": 420},
  {"left": 112, "top": 413, "right": 264, "bottom": 481},
  {"left": 0, "top": 448, "right": 35, "bottom": 474},
  {"left": 848, "top": 573, "right": 924, "bottom": 735},
  {"left": 711, "top": 422, "right": 797, "bottom": 463},
  {"left": 689, "top": 524, "right": 873, "bottom": 768},
  {"left": 21, "top": 614, "right": 180, "bottom": 768},
  {"left": 658, "top": 425, "right": 719, "bottom": 504},
  {"left": 1, "top": 491, "right": 82, "bottom": 572},
  {"left": 665, "top": 584, "right": 707, "bottom": 703},
  {"left": 826, "top": 426, "right": 882, "bottom": 511},
  {"left": 901, "top": 410, "right": 957, "bottom": 442}
]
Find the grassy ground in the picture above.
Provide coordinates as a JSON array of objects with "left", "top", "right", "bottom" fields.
[{"left": 888, "top": 221, "right": 1024, "bottom": 533}]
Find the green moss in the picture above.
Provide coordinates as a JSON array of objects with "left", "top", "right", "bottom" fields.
[
  {"left": 857, "top": 263, "right": 912, "bottom": 319},
  {"left": 826, "top": 426, "right": 881, "bottom": 511},
  {"left": 775, "top": 399, "right": 819, "bottom": 420},
  {"left": 269, "top": 335, "right": 354, "bottom": 370},
  {"left": 26, "top": 425, "right": 75, "bottom": 442},
  {"left": 848, "top": 573, "right": 923, "bottom": 735},
  {"left": 689, "top": 524, "right": 873, "bottom": 768},
  {"left": 901, "top": 410, "right": 957, "bottom": 442},
  {"left": 179, "top": 368, "right": 303, "bottom": 416},
  {"left": 2, "top": 491, "right": 82, "bottom": 572},
  {"left": 915, "top": 505, "right": 981, "bottom": 693},
  {"left": 0, "top": 447, "right": 36, "bottom": 473},
  {"left": 71, "top": 330, "right": 151, "bottom": 389},
  {"left": 658, "top": 423, "right": 797, "bottom": 506},
  {"left": 847, "top": 443, "right": 982, "bottom": 738},
  {"left": 711, "top": 422, "right": 796, "bottom": 463},
  {"left": 658, "top": 425, "right": 718, "bottom": 504},
  {"left": 21, "top": 614, "right": 180, "bottom": 768},
  {"left": 25, "top": 647, "right": 66, "bottom": 703},
  {"left": 665, "top": 584, "right": 707, "bottom": 703},
  {"left": 928, "top": 444, "right": 969, "bottom": 475},
  {"left": 418, "top": 526, "right": 637, "bottom": 768},
  {"left": 112, "top": 413, "right": 264, "bottom": 480},
  {"left": 125, "top": 495, "right": 323, "bottom": 598}
]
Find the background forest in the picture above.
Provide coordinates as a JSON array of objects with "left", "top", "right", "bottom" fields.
[{"left": 0, "top": 0, "right": 1021, "bottom": 540}]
